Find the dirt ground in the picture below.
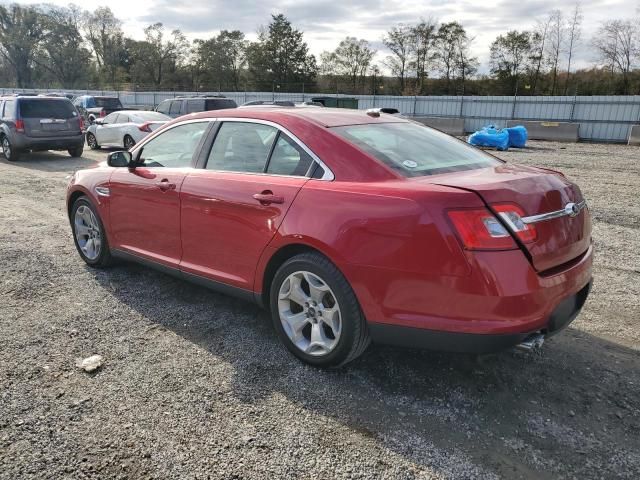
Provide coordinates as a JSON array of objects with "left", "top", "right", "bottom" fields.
[{"left": 0, "top": 140, "right": 638, "bottom": 479}]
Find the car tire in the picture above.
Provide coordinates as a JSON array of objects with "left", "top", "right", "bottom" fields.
[
  {"left": 124, "top": 135, "right": 135, "bottom": 150},
  {"left": 70, "top": 196, "right": 112, "bottom": 268},
  {"left": 68, "top": 146, "right": 84, "bottom": 157},
  {"left": 1, "top": 135, "right": 21, "bottom": 162},
  {"left": 86, "top": 132, "right": 100, "bottom": 150},
  {"left": 270, "top": 252, "right": 370, "bottom": 368}
]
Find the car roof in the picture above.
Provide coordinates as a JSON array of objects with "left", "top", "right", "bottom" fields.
[{"left": 190, "top": 107, "right": 408, "bottom": 128}]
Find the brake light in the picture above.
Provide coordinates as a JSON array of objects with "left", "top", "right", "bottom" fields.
[
  {"left": 138, "top": 122, "right": 152, "bottom": 133},
  {"left": 100, "top": 110, "right": 106, "bottom": 117},
  {"left": 448, "top": 208, "right": 517, "bottom": 250},
  {"left": 15, "top": 119, "right": 24, "bottom": 133},
  {"left": 492, "top": 204, "right": 537, "bottom": 243},
  {"left": 78, "top": 116, "right": 84, "bottom": 131}
]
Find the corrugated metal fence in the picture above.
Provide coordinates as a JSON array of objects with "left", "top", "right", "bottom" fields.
[{"left": 2, "top": 87, "right": 639, "bottom": 142}]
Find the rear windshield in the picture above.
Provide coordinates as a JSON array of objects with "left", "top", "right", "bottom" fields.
[
  {"left": 88, "top": 97, "right": 122, "bottom": 108},
  {"left": 204, "top": 99, "right": 237, "bottom": 110},
  {"left": 19, "top": 99, "right": 76, "bottom": 119},
  {"left": 333, "top": 122, "right": 501, "bottom": 177}
]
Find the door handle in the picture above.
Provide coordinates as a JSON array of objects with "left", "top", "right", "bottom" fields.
[
  {"left": 157, "top": 179, "right": 176, "bottom": 191},
  {"left": 253, "top": 191, "right": 284, "bottom": 205}
]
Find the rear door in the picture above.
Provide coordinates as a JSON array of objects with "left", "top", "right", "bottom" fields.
[
  {"left": 431, "top": 163, "right": 591, "bottom": 271},
  {"left": 20, "top": 99, "right": 80, "bottom": 138},
  {"left": 179, "top": 121, "right": 313, "bottom": 290}
]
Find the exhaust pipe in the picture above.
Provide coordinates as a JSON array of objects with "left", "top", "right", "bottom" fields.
[{"left": 515, "top": 333, "right": 545, "bottom": 352}]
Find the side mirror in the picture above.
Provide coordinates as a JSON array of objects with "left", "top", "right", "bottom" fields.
[
  {"left": 94, "top": 119, "right": 104, "bottom": 125},
  {"left": 107, "top": 151, "right": 132, "bottom": 168}
]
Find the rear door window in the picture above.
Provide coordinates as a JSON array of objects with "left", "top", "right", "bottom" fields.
[
  {"left": 206, "top": 122, "right": 277, "bottom": 173},
  {"left": 266, "top": 133, "right": 314, "bottom": 176},
  {"left": 186, "top": 99, "right": 204, "bottom": 113},
  {"left": 19, "top": 99, "right": 76, "bottom": 118},
  {"left": 204, "top": 99, "right": 237, "bottom": 110},
  {"left": 3, "top": 100, "right": 15, "bottom": 117},
  {"left": 156, "top": 100, "right": 171, "bottom": 114}
]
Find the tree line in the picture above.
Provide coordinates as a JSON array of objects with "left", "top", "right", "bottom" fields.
[{"left": 0, "top": 3, "right": 639, "bottom": 95}]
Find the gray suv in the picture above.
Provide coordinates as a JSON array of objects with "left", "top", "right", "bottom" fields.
[
  {"left": 0, "top": 95, "right": 85, "bottom": 161},
  {"left": 155, "top": 96, "right": 237, "bottom": 119}
]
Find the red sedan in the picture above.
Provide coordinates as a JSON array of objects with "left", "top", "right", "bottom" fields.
[{"left": 67, "top": 108, "right": 593, "bottom": 367}]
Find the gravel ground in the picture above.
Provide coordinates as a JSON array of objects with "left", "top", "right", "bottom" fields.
[{"left": 0, "top": 140, "right": 638, "bottom": 479}]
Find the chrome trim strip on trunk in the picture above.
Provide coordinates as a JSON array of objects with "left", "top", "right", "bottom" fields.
[{"left": 521, "top": 200, "right": 587, "bottom": 225}]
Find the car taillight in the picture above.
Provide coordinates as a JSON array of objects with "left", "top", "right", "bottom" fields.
[
  {"left": 78, "top": 116, "right": 84, "bottom": 131},
  {"left": 138, "top": 122, "right": 152, "bottom": 133},
  {"left": 492, "top": 204, "right": 537, "bottom": 243},
  {"left": 447, "top": 208, "right": 517, "bottom": 250},
  {"left": 100, "top": 110, "right": 106, "bottom": 117},
  {"left": 15, "top": 119, "right": 24, "bottom": 133}
]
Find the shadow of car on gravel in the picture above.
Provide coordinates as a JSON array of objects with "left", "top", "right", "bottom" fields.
[{"left": 89, "top": 261, "right": 640, "bottom": 479}]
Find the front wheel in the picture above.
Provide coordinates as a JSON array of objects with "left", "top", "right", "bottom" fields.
[
  {"left": 1, "top": 135, "right": 20, "bottom": 161},
  {"left": 71, "top": 196, "right": 112, "bottom": 268},
  {"left": 86, "top": 132, "right": 99, "bottom": 150},
  {"left": 270, "top": 252, "right": 370, "bottom": 368}
]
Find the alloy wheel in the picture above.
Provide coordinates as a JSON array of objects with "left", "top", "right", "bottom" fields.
[
  {"left": 87, "top": 133, "right": 97, "bottom": 149},
  {"left": 277, "top": 271, "right": 342, "bottom": 356},
  {"left": 74, "top": 205, "right": 102, "bottom": 260},
  {"left": 124, "top": 136, "right": 135, "bottom": 149},
  {"left": 2, "top": 137, "right": 11, "bottom": 159}
]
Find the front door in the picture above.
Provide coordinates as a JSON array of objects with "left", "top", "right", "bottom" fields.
[
  {"left": 108, "top": 120, "right": 210, "bottom": 267},
  {"left": 180, "top": 121, "right": 315, "bottom": 291}
]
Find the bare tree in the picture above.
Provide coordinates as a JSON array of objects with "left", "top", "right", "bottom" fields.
[
  {"left": 409, "top": 18, "right": 438, "bottom": 94},
  {"left": 546, "top": 10, "right": 564, "bottom": 95},
  {"left": 530, "top": 17, "right": 550, "bottom": 95},
  {"left": 383, "top": 24, "right": 412, "bottom": 92},
  {"left": 323, "top": 37, "right": 375, "bottom": 91},
  {"left": 592, "top": 19, "right": 639, "bottom": 94},
  {"left": 564, "top": 2, "right": 583, "bottom": 94}
]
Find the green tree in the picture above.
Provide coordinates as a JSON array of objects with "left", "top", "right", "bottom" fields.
[
  {"left": 409, "top": 18, "right": 438, "bottom": 94},
  {"left": 138, "top": 23, "right": 189, "bottom": 88},
  {"left": 321, "top": 37, "right": 375, "bottom": 91},
  {"left": 0, "top": 4, "right": 45, "bottom": 87},
  {"left": 36, "top": 5, "right": 91, "bottom": 87},
  {"left": 435, "top": 21, "right": 469, "bottom": 93},
  {"left": 246, "top": 14, "right": 317, "bottom": 88},
  {"left": 82, "top": 7, "right": 127, "bottom": 86},
  {"left": 490, "top": 30, "right": 533, "bottom": 94},
  {"left": 194, "top": 30, "right": 247, "bottom": 90}
]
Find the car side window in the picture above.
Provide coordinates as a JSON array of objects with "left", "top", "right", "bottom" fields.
[
  {"left": 3, "top": 100, "right": 14, "bottom": 118},
  {"left": 116, "top": 114, "right": 129, "bottom": 123},
  {"left": 169, "top": 100, "right": 182, "bottom": 115},
  {"left": 103, "top": 112, "right": 119, "bottom": 124},
  {"left": 206, "top": 122, "right": 278, "bottom": 173},
  {"left": 156, "top": 100, "right": 170, "bottom": 114},
  {"left": 266, "top": 133, "right": 314, "bottom": 176},
  {"left": 137, "top": 122, "right": 208, "bottom": 168},
  {"left": 0, "top": 101, "right": 4, "bottom": 117},
  {"left": 186, "top": 99, "right": 203, "bottom": 113}
]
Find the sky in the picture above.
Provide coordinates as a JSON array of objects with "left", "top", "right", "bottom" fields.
[{"left": 8, "top": 0, "right": 640, "bottom": 74}]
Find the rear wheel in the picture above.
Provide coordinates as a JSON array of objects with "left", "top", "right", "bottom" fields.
[
  {"left": 124, "top": 135, "right": 135, "bottom": 149},
  {"left": 86, "top": 132, "right": 99, "bottom": 150},
  {"left": 1, "top": 135, "right": 20, "bottom": 161},
  {"left": 68, "top": 146, "right": 84, "bottom": 157},
  {"left": 270, "top": 252, "right": 370, "bottom": 367},
  {"left": 71, "top": 196, "right": 112, "bottom": 268}
]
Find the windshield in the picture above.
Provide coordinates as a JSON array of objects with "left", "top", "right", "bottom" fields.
[
  {"left": 90, "top": 97, "right": 122, "bottom": 108},
  {"left": 19, "top": 99, "right": 76, "bottom": 119},
  {"left": 333, "top": 122, "right": 501, "bottom": 177}
]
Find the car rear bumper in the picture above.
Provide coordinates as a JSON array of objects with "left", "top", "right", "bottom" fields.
[
  {"left": 14, "top": 134, "right": 85, "bottom": 151},
  {"left": 369, "top": 279, "right": 592, "bottom": 353},
  {"left": 347, "top": 241, "right": 593, "bottom": 347}
]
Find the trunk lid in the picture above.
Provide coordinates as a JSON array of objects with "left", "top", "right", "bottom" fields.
[
  {"left": 20, "top": 99, "right": 80, "bottom": 138},
  {"left": 420, "top": 163, "right": 591, "bottom": 272}
]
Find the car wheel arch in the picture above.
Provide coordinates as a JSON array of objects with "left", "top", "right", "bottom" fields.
[{"left": 259, "top": 242, "right": 349, "bottom": 310}]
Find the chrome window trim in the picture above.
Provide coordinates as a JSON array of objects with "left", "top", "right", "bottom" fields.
[
  {"left": 129, "top": 116, "right": 335, "bottom": 181},
  {"left": 207, "top": 117, "right": 335, "bottom": 181},
  {"left": 521, "top": 200, "right": 587, "bottom": 225}
]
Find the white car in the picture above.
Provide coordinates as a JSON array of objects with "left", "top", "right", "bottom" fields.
[{"left": 85, "top": 110, "right": 170, "bottom": 150}]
